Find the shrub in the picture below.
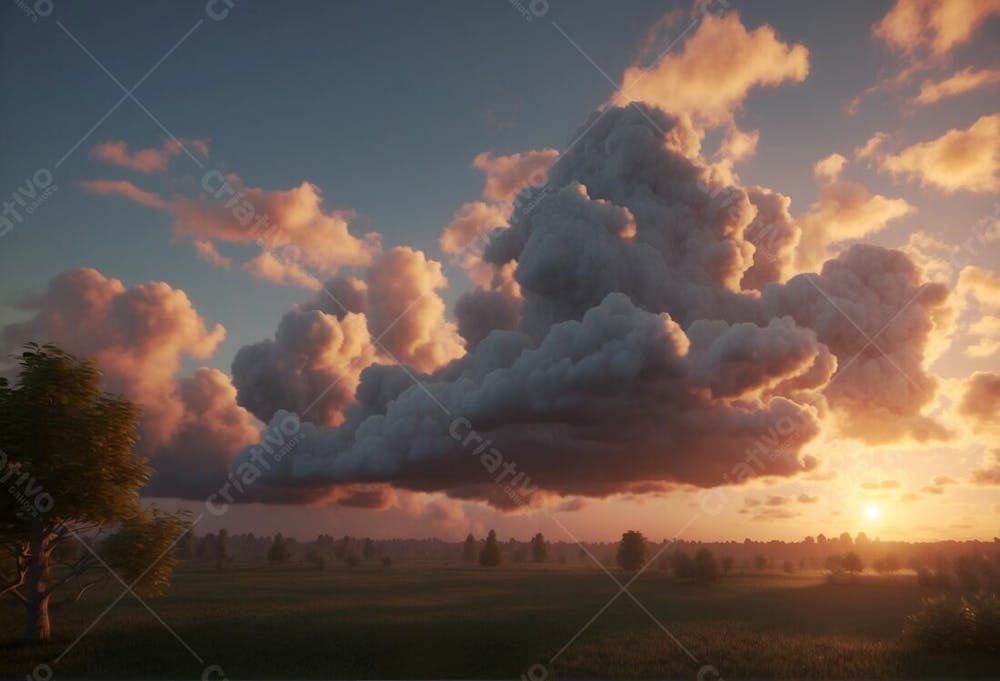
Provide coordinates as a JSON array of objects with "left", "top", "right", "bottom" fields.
[{"left": 904, "top": 592, "right": 1000, "bottom": 653}]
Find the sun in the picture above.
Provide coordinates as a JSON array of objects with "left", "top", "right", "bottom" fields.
[{"left": 865, "top": 504, "right": 882, "bottom": 521}]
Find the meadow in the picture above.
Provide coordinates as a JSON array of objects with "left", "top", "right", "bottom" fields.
[{"left": 1, "top": 564, "right": 996, "bottom": 679}]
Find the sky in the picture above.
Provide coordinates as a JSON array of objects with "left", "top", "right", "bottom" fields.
[{"left": 1, "top": 0, "right": 998, "bottom": 543}]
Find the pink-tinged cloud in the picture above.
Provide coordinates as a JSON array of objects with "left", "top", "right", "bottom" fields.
[
  {"left": 1, "top": 268, "right": 256, "bottom": 498},
  {"left": 172, "top": 176, "right": 381, "bottom": 277},
  {"left": 960, "top": 371, "right": 1000, "bottom": 429},
  {"left": 877, "top": 114, "right": 1000, "bottom": 193},
  {"left": 91, "top": 138, "right": 208, "bottom": 173},
  {"left": 612, "top": 11, "right": 809, "bottom": 127},
  {"left": 795, "top": 165, "right": 915, "bottom": 272},
  {"left": 242, "top": 251, "right": 321, "bottom": 291},
  {"left": 471, "top": 149, "right": 560, "bottom": 204},
  {"left": 193, "top": 240, "right": 232, "bottom": 269},
  {"left": 873, "top": 0, "right": 1000, "bottom": 59},
  {"left": 915, "top": 67, "right": 1000, "bottom": 105},
  {"left": 364, "top": 247, "right": 464, "bottom": 372},
  {"left": 81, "top": 179, "right": 167, "bottom": 208}
]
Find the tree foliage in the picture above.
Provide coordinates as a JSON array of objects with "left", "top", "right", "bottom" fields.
[
  {"left": 0, "top": 344, "right": 189, "bottom": 642},
  {"left": 479, "top": 530, "right": 502, "bottom": 567},
  {"left": 616, "top": 531, "right": 647, "bottom": 572}
]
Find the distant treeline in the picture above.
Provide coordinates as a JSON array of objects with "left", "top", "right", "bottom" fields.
[{"left": 180, "top": 530, "right": 999, "bottom": 577}]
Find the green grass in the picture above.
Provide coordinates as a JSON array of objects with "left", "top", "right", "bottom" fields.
[{"left": 1, "top": 565, "right": 996, "bottom": 679}]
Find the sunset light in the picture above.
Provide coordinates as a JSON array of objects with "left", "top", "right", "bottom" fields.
[{"left": 1, "top": 1, "right": 998, "bottom": 679}]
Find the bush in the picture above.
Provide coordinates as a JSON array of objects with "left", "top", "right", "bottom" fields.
[{"left": 904, "top": 592, "right": 1000, "bottom": 653}]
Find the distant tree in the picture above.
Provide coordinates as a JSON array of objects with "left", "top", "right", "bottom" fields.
[
  {"left": 345, "top": 553, "right": 360, "bottom": 568},
  {"left": 215, "top": 529, "right": 229, "bottom": 570},
  {"left": 479, "top": 530, "right": 502, "bottom": 567},
  {"left": 884, "top": 553, "right": 900, "bottom": 573},
  {"left": 0, "top": 344, "right": 190, "bottom": 643},
  {"left": 842, "top": 552, "right": 864, "bottom": 574},
  {"left": 722, "top": 556, "right": 735, "bottom": 575},
  {"left": 816, "top": 533, "right": 827, "bottom": 545},
  {"left": 839, "top": 532, "right": 853, "bottom": 547},
  {"left": 671, "top": 551, "right": 695, "bottom": 579},
  {"left": 694, "top": 548, "right": 719, "bottom": 582},
  {"left": 530, "top": 533, "right": 548, "bottom": 563},
  {"left": 362, "top": 538, "right": 376, "bottom": 561},
  {"left": 855, "top": 532, "right": 870, "bottom": 546},
  {"left": 381, "top": 556, "right": 393, "bottom": 569},
  {"left": 616, "top": 531, "right": 648, "bottom": 572},
  {"left": 825, "top": 554, "right": 843, "bottom": 571},
  {"left": 804, "top": 536, "right": 815, "bottom": 545},
  {"left": 267, "top": 533, "right": 292, "bottom": 564},
  {"left": 462, "top": 533, "right": 477, "bottom": 562},
  {"left": 782, "top": 560, "right": 795, "bottom": 573},
  {"left": 754, "top": 554, "right": 768, "bottom": 571},
  {"left": 176, "top": 530, "right": 194, "bottom": 560}
]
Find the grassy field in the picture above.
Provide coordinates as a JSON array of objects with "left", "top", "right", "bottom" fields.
[{"left": 1, "top": 564, "right": 996, "bottom": 679}]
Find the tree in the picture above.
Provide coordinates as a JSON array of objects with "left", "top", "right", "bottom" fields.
[
  {"left": 754, "top": 554, "right": 768, "bottom": 571},
  {"left": 616, "top": 531, "right": 647, "bottom": 572},
  {"left": 671, "top": 551, "right": 695, "bottom": 579},
  {"left": 479, "top": 530, "right": 502, "bottom": 567},
  {"left": 842, "top": 551, "right": 864, "bottom": 574},
  {"left": 0, "top": 344, "right": 190, "bottom": 642},
  {"left": 884, "top": 552, "right": 900, "bottom": 573},
  {"left": 362, "top": 538, "right": 376, "bottom": 561},
  {"left": 530, "top": 533, "right": 548, "bottom": 563},
  {"left": 462, "top": 533, "right": 476, "bottom": 562},
  {"left": 694, "top": 548, "right": 718, "bottom": 582},
  {"left": 214, "top": 529, "right": 229, "bottom": 571},
  {"left": 721, "top": 555, "right": 735, "bottom": 575},
  {"left": 825, "top": 554, "right": 844, "bottom": 571},
  {"left": 268, "top": 533, "right": 292, "bottom": 564}
]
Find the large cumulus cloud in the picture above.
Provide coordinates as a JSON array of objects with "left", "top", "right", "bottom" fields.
[{"left": 232, "top": 103, "right": 949, "bottom": 506}]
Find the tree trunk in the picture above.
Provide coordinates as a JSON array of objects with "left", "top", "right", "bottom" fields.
[{"left": 23, "top": 519, "right": 52, "bottom": 642}]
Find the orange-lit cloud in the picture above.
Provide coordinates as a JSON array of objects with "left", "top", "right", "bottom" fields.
[
  {"left": 81, "top": 179, "right": 167, "bottom": 208},
  {"left": 873, "top": 0, "right": 1000, "bottom": 60},
  {"left": 91, "top": 138, "right": 209, "bottom": 173},
  {"left": 242, "top": 251, "right": 321, "bottom": 291},
  {"left": 612, "top": 11, "right": 809, "bottom": 127},
  {"left": 876, "top": 114, "right": 1000, "bottom": 193},
  {"left": 914, "top": 67, "right": 1000, "bottom": 105},
  {"left": 472, "top": 149, "right": 559, "bottom": 204},
  {"left": 192, "top": 239, "right": 232, "bottom": 269},
  {"left": 794, "top": 157, "right": 915, "bottom": 271}
]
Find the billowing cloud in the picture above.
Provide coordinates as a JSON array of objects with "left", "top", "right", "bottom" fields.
[
  {"left": 613, "top": 12, "right": 809, "bottom": 127},
  {"left": 764, "top": 245, "right": 949, "bottom": 443},
  {"left": 231, "top": 247, "right": 461, "bottom": 426},
  {"left": 876, "top": 115, "right": 1000, "bottom": 193},
  {"left": 1, "top": 268, "right": 256, "bottom": 498},
  {"left": 91, "top": 138, "right": 209, "bottom": 173},
  {"left": 230, "top": 105, "right": 956, "bottom": 506},
  {"left": 81, "top": 179, "right": 167, "bottom": 209},
  {"left": 959, "top": 371, "right": 1000, "bottom": 428},
  {"left": 914, "top": 67, "right": 1000, "bottom": 105},
  {"left": 364, "top": 247, "right": 464, "bottom": 371},
  {"left": 873, "top": 0, "right": 1000, "bottom": 60}
]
